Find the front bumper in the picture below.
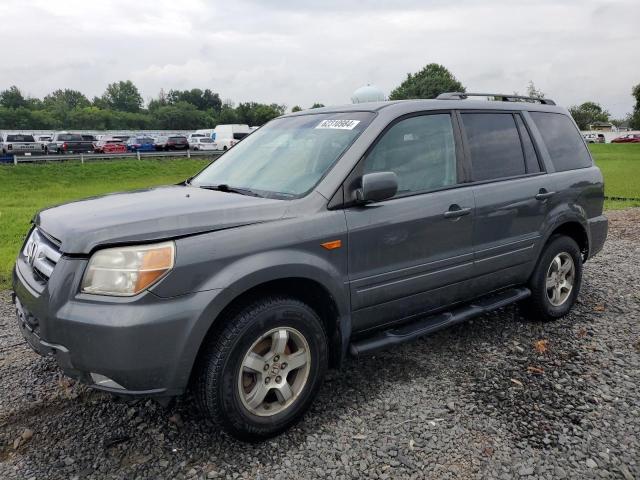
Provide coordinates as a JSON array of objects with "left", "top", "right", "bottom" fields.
[{"left": 12, "top": 257, "right": 221, "bottom": 397}]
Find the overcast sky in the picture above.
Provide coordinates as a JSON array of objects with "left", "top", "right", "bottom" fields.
[{"left": 1, "top": 0, "right": 637, "bottom": 117}]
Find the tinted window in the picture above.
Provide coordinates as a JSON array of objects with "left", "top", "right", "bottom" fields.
[
  {"left": 363, "top": 114, "right": 457, "bottom": 196},
  {"left": 7, "top": 135, "right": 35, "bottom": 142},
  {"left": 515, "top": 115, "right": 541, "bottom": 173},
  {"left": 58, "top": 134, "right": 83, "bottom": 141},
  {"left": 462, "top": 113, "right": 526, "bottom": 181},
  {"left": 530, "top": 112, "right": 591, "bottom": 171}
]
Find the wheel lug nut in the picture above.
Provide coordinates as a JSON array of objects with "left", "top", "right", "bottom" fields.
[
  {"left": 274, "top": 355, "right": 280, "bottom": 362},
  {"left": 265, "top": 377, "right": 271, "bottom": 384},
  {"left": 281, "top": 363, "right": 287, "bottom": 369},
  {"left": 276, "top": 376, "right": 282, "bottom": 383},
  {"left": 263, "top": 364, "right": 269, "bottom": 371}
]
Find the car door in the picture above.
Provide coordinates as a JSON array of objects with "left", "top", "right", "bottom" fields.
[
  {"left": 344, "top": 112, "right": 476, "bottom": 333},
  {"left": 458, "top": 111, "right": 553, "bottom": 293}
]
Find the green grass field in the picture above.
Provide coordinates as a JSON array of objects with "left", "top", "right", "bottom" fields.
[
  {"left": 0, "top": 158, "right": 211, "bottom": 288},
  {"left": 0, "top": 144, "right": 639, "bottom": 289},
  {"left": 588, "top": 144, "right": 640, "bottom": 208}
]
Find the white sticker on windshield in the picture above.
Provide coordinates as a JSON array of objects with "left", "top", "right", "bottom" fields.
[{"left": 315, "top": 119, "right": 360, "bottom": 130}]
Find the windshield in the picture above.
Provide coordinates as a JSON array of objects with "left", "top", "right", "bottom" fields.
[
  {"left": 58, "top": 134, "right": 83, "bottom": 141},
  {"left": 192, "top": 112, "right": 374, "bottom": 198},
  {"left": 7, "top": 135, "right": 35, "bottom": 142}
]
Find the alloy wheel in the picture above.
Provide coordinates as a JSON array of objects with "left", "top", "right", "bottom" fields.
[
  {"left": 545, "top": 252, "right": 575, "bottom": 306},
  {"left": 237, "top": 327, "right": 311, "bottom": 417}
]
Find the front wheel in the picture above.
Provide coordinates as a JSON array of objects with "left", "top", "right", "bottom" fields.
[
  {"left": 522, "top": 235, "right": 583, "bottom": 321},
  {"left": 194, "top": 296, "right": 327, "bottom": 441}
]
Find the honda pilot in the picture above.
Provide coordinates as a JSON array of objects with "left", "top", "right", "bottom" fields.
[{"left": 13, "top": 93, "right": 608, "bottom": 440}]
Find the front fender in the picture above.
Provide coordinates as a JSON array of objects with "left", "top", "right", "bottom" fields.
[{"left": 162, "top": 252, "right": 350, "bottom": 390}]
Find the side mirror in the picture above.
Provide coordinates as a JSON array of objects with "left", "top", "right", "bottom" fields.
[{"left": 355, "top": 172, "right": 398, "bottom": 203}]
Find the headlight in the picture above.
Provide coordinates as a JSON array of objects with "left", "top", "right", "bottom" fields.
[{"left": 81, "top": 241, "right": 175, "bottom": 296}]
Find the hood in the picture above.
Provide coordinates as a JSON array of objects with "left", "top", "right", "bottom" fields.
[{"left": 35, "top": 185, "right": 288, "bottom": 254}]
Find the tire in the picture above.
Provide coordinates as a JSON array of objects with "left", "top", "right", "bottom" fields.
[
  {"left": 194, "top": 295, "right": 328, "bottom": 441},
  {"left": 522, "top": 235, "right": 583, "bottom": 321}
]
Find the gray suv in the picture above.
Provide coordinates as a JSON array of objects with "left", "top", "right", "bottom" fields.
[{"left": 13, "top": 93, "right": 608, "bottom": 440}]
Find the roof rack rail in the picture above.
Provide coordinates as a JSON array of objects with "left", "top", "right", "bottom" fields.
[{"left": 436, "top": 92, "right": 556, "bottom": 106}]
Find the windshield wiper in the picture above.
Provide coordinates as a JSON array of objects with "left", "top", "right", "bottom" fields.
[{"left": 196, "top": 183, "right": 263, "bottom": 197}]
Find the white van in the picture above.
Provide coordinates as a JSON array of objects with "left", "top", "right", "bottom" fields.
[{"left": 213, "top": 124, "right": 251, "bottom": 150}]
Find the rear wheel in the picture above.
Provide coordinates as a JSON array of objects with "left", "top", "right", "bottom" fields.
[
  {"left": 194, "top": 296, "right": 327, "bottom": 441},
  {"left": 522, "top": 235, "right": 583, "bottom": 321}
]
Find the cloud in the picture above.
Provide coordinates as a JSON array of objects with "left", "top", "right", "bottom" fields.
[{"left": 0, "top": 0, "right": 637, "bottom": 116}]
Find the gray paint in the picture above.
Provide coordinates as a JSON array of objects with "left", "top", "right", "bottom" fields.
[{"left": 13, "top": 98, "right": 608, "bottom": 397}]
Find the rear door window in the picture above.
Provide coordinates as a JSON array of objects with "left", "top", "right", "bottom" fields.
[
  {"left": 530, "top": 112, "right": 592, "bottom": 171},
  {"left": 461, "top": 113, "right": 526, "bottom": 181}
]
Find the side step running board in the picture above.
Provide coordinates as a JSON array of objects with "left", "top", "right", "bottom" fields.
[{"left": 349, "top": 287, "right": 531, "bottom": 357}]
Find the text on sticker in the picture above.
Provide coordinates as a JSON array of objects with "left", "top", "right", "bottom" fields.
[{"left": 316, "top": 120, "right": 361, "bottom": 130}]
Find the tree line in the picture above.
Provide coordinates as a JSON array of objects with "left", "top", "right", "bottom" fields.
[
  {"left": 1, "top": 68, "right": 638, "bottom": 130},
  {"left": 0, "top": 81, "right": 290, "bottom": 130}
]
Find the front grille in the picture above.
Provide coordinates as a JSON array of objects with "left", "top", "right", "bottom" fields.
[{"left": 22, "top": 228, "right": 62, "bottom": 282}]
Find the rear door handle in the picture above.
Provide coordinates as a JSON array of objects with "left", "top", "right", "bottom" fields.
[
  {"left": 443, "top": 205, "right": 472, "bottom": 219},
  {"left": 535, "top": 190, "right": 556, "bottom": 201}
]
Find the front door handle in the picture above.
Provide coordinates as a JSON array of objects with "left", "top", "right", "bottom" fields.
[
  {"left": 535, "top": 189, "right": 556, "bottom": 201},
  {"left": 443, "top": 205, "right": 472, "bottom": 219}
]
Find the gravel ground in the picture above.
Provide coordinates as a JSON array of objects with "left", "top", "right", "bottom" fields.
[{"left": 1, "top": 209, "right": 639, "bottom": 480}]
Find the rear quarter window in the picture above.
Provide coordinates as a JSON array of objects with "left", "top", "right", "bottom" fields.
[{"left": 530, "top": 112, "right": 592, "bottom": 171}]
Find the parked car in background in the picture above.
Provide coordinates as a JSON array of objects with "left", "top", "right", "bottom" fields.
[
  {"left": 187, "top": 132, "right": 209, "bottom": 143},
  {"left": 112, "top": 135, "right": 130, "bottom": 143},
  {"left": 0, "top": 133, "right": 44, "bottom": 155},
  {"left": 213, "top": 124, "right": 250, "bottom": 150},
  {"left": 35, "top": 135, "right": 52, "bottom": 153},
  {"left": 611, "top": 133, "right": 640, "bottom": 143},
  {"left": 12, "top": 93, "right": 608, "bottom": 440},
  {"left": 583, "top": 133, "right": 605, "bottom": 144},
  {"left": 126, "top": 136, "right": 156, "bottom": 152},
  {"left": 82, "top": 134, "right": 97, "bottom": 143},
  {"left": 47, "top": 133, "right": 94, "bottom": 154},
  {"left": 155, "top": 135, "right": 189, "bottom": 151},
  {"left": 94, "top": 138, "right": 128, "bottom": 154},
  {"left": 189, "top": 137, "right": 218, "bottom": 151}
]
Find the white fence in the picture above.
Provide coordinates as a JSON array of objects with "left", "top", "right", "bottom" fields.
[{"left": 4, "top": 149, "right": 222, "bottom": 165}]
